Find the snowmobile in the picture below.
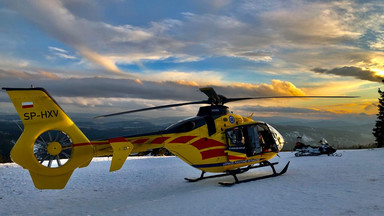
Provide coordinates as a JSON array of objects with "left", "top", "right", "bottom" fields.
[{"left": 294, "top": 137, "right": 342, "bottom": 157}]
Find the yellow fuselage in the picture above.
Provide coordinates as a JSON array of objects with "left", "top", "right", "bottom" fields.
[
  {"left": 4, "top": 87, "right": 282, "bottom": 189},
  {"left": 92, "top": 114, "right": 278, "bottom": 173}
]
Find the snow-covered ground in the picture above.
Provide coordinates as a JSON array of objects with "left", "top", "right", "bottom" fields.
[{"left": 1, "top": 149, "right": 384, "bottom": 216}]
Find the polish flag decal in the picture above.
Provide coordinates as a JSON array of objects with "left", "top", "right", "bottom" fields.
[{"left": 22, "top": 102, "right": 34, "bottom": 109}]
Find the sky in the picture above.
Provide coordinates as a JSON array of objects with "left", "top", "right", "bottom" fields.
[{"left": 0, "top": 0, "right": 383, "bottom": 123}]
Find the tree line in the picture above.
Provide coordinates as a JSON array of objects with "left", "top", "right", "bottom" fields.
[{"left": 373, "top": 80, "right": 384, "bottom": 148}]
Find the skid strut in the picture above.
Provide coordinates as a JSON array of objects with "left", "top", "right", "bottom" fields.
[{"left": 185, "top": 161, "right": 290, "bottom": 186}]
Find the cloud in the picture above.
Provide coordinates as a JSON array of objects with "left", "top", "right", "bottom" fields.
[
  {"left": 211, "top": 80, "right": 306, "bottom": 97},
  {"left": 320, "top": 101, "right": 379, "bottom": 115},
  {"left": 77, "top": 46, "right": 124, "bottom": 75},
  {"left": 59, "top": 96, "right": 105, "bottom": 107},
  {"left": 369, "top": 37, "right": 384, "bottom": 50},
  {"left": 141, "top": 71, "right": 224, "bottom": 86},
  {"left": 239, "top": 0, "right": 372, "bottom": 49},
  {"left": 1, "top": 68, "right": 374, "bottom": 117},
  {"left": 38, "top": 71, "right": 60, "bottom": 80},
  {"left": 228, "top": 50, "right": 273, "bottom": 62},
  {"left": 48, "top": 46, "right": 77, "bottom": 60},
  {"left": 48, "top": 46, "right": 68, "bottom": 53},
  {"left": 363, "top": 102, "right": 377, "bottom": 113},
  {"left": 0, "top": 68, "right": 62, "bottom": 80},
  {"left": 0, "top": 70, "right": 306, "bottom": 101},
  {"left": 0, "top": 56, "right": 29, "bottom": 69},
  {"left": 0, "top": 69, "right": 39, "bottom": 80},
  {"left": 236, "top": 105, "right": 334, "bottom": 115},
  {"left": 2, "top": 0, "right": 384, "bottom": 113},
  {"left": 5, "top": 0, "right": 140, "bottom": 74},
  {"left": 229, "top": 104, "right": 361, "bottom": 120},
  {"left": 232, "top": 100, "right": 378, "bottom": 118},
  {"left": 5, "top": 0, "right": 384, "bottom": 78},
  {"left": 312, "top": 66, "right": 384, "bottom": 83},
  {"left": 1, "top": 71, "right": 312, "bottom": 116}
]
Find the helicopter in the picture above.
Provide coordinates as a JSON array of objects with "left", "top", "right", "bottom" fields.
[{"left": 2, "top": 87, "right": 356, "bottom": 189}]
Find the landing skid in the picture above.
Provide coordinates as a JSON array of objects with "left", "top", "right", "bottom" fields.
[{"left": 185, "top": 161, "right": 290, "bottom": 186}]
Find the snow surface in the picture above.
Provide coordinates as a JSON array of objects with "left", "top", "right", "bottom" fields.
[{"left": 1, "top": 149, "right": 384, "bottom": 216}]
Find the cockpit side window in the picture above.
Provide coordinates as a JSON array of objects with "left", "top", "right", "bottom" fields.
[
  {"left": 246, "top": 125, "right": 262, "bottom": 156},
  {"left": 257, "top": 124, "right": 278, "bottom": 152},
  {"left": 267, "top": 124, "right": 284, "bottom": 151},
  {"left": 227, "top": 127, "right": 245, "bottom": 146},
  {"left": 226, "top": 127, "right": 247, "bottom": 154}
]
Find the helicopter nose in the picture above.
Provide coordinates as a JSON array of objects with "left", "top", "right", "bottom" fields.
[{"left": 267, "top": 124, "right": 285, "bottom": 151}]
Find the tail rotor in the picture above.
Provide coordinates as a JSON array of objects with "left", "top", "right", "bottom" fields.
[{"left": 34, "top": 130, "right": 73, "bottom": 168}]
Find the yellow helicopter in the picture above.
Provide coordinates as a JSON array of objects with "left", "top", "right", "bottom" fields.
[{"left": 2, "top": 87, "right": 355, "bottom": 189}]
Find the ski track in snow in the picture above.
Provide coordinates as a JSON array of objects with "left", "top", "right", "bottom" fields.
[{"left": 1, "top": 149, "right": 384, "bottom": 216}]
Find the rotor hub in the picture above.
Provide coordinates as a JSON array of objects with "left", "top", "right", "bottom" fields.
[{"left": 47, "top": 142, "right": 62, "bottom": 156}]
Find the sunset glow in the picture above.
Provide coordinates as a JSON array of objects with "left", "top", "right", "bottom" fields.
[{"left": 0, "top": 0, "right": 382, "bottom": 123}]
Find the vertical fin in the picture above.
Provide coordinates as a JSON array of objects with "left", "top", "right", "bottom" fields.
[{"left": 3, "top": 87, "right": 94, "bottom": 189}]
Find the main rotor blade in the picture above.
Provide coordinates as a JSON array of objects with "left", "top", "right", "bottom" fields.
[
  {"left": 199, "top": 87, "right": 221, "bottom": 105},
  {"left": 224, "top": 95, "right": 359, "bottom": 103},
  {"left": 94, "top": 100, "right": 209, "bottom": 119}
]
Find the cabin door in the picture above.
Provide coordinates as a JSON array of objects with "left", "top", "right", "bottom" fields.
[
  {"left": 225, "top": 124, "right": 264, "bottom": 161},
  {"left": 225, "top": 126, "right": 247, "bottom": 161},
  {"left": 245, "top": 124, "right": 262, "bottom": 156}
]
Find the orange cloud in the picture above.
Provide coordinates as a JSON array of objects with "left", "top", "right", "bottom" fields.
[
  {"left": 363, "top": 102, "right": 378, "bottom": 113},
  {"left": 270, "top": 80, "right": 306, "bottom": 96},
  {"left": 231, "top": 80, "right": 306, "bottom": 96},
  {"left": 77, "top": 46, "right": 123, "bottom": 75},
  {"left": 304, "top": 80, "right": 366, "bottom": 95},
  {"left": 315, "top": 101, "right": 378, "bottom": 115},
  {"left": 39, "top": 70, "right": 59, "bottom": 80},
  {"left": 174, "top": 80, "right": 200, "bottom": 87}
]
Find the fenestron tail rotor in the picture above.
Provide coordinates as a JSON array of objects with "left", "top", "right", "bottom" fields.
[
  {"left": 94, "top": 87, "right": 359, "bottom": 119},
  {"left": 34, "top": 130, "right": 73, "bottom": 168}
]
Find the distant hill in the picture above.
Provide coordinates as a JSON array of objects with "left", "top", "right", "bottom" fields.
[
  {"left": 0, "top": 118, "right": 21, "bottom": 162},
  {"left": 274, "top": 123, "right": 375, "bottom": 150}
]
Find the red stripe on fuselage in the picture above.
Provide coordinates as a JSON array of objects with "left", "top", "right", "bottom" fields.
[
  {"left": 228, "top": 155, "right": 247, "bottom": 160},
  {"left": 109, "top": 137, "right": 126, "bottom": 143},
  {"left": 132, "top": 138, "right": 149, "bottom": 144},
  {"left": 73, "top": 142, "right": 92, "bottom": 147},
  {"left": 191, "top": 138, "right": 226, "bottom": 150},
  {"left": 92, "top": 141, "right": 110, "bottom": 145},
  {"left": 169, "top": 136, "right": 197, "bottom": 143},
  {"left": 72, "top": 141, "right": 111, "bottom": 147},
  {"left": 151, "top": 137, "right": 170, "bottom": 144},
  {"left": 200, "top": 149, "right": 226, "bottom": 160}
]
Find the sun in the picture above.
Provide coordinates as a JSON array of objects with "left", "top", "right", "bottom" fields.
[
  {"left": 367, "top": 57, "right": 384, "bottom": 77},
  {"left": 371, "top": 68, "right": 384, "bottom": 77}
]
